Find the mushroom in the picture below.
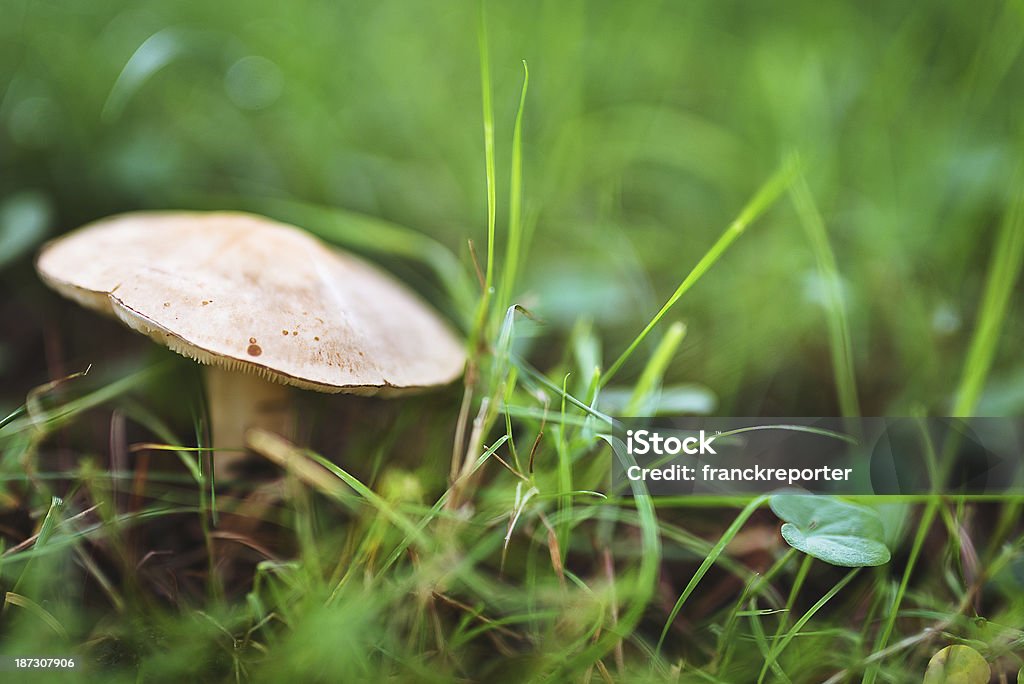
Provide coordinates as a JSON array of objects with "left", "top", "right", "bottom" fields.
[{"left": 36, "top": 211, "right": 465, "bottom": 477}]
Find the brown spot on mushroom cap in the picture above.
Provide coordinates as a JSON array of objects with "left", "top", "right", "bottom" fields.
[
  {"left": 35, "top": 211, "right": 466, "bottom": 394},
  {"left": 247, "top": 344, "right": 262, "bottom": 356}
]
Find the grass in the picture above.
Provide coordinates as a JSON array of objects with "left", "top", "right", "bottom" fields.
[
  {"left": 952, "top": 171, "right": 1024, "bottom": 417},
  {"left": 788, "top": 168, "right": 860, "bottom": 419},
  {"left": 601, "top": 154, "right": 800, "bottom": 386},
  {"left": 3, "top": 0, "right": 1024, "bottom": 682}
]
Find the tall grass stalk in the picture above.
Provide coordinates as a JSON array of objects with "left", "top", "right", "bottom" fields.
[
  {"left": 471, "top": 0, "right": 498, "bottom": 349},
  {"left": 656, "top": 494, "right": 769, "bottom": 654},
  {"left": 603, "top": 156, "right": 800, "bottom": 386},
  {"left": 558, "top": 434, "right": 662, "bottom": 679},
  {"left": 953, "top": 174, "right": 1024, "bottom": 416},
  {"left": 758, "top": 567, "right": 861, "bottom": 682},
  {"left": 789, "top": 170, "right": 860, "bottom": 417},
  {"left": 756, "top": 553, "right": 812, "bottom": 684},
  {"left": 496, "top": 61, "right": 530, "bottom": 320}
]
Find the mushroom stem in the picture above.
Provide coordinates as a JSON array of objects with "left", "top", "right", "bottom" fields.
[{"left": 204, "top": 366, "right": 295, "bottom": 481}]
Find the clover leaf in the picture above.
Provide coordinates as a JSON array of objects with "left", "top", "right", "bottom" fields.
[
  {"left": 769, "top": 493, "right": 891, "bottom": 567},
  {"left": 923, "top": 645, "right": 990, "bottom": 684}
]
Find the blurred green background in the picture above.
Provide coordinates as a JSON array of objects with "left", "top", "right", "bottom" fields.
[{"left": 2, "top": 0, "right": 1023, "bottom": 417}]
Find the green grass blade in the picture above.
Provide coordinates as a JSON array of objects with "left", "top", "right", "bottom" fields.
[
  {"left": 11, "top": 496, "right": 63, "bottom": 595},
  {"left": 376, "top": 435, "right": 510, "bottom": 578},
  {"left": 468, "top": 0, "right": 498, "bottom": 349},
  {"left": 512, "top": 354, "right": 614, "bottom": 424},
  {"left": 303, "top": 454, "right": 428, "bottom": 546},
  {"left": 0, "top": 405, "right": 27, "bottom": 431},
  {"left": 861, "top": 502, "right": 938, "bottom": 684},
  {"left": 603, "top": 156, "right": 800, "bottom": 386},
  {"left": 716, "top": 548, "right": 796, "bottom": 672},
  {"left": 758, "top": 553, "right": 813, "bottom": 684},
  {"left": 247, "top": 429, "right": 427, "bottom": 547},
  {"left": 657, "top": 494, "right": 770, "bottom": 654},
  {"left": 553, "top": 435, "right": 662, "bottom": 678},
  {"left": 479, "top": 0, "right": 496, "bottom": 292},
  {"left": 789, "top": 169, "right": 860, "bottom": 417},
  {"left": 624, "top": 321, "right": 687, "bottom": 415},
  {"left": 953, "top": 174, "right": 1024, "bottom": 415},
  {"left": 4, "top": 591, "right": 69, "bottom": 638},
  {"left": 747, "top": 598, "right": 793, "bottom": 684},
  {"left": 555, "top": 374, "right": 573, "bottom": 556},
  {"left": 496, "top": 60, "right": 530, "bottom": 318},
  {"left": 4, "top": 365, "right": 167, "bottom": 436},
  {"left": 758, "top": 568, "right": 861, "bottom": 681}
]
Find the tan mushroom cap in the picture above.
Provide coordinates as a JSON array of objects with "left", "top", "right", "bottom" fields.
[{"left": 36, "top": 211, "right": 466, "bottom": 394}]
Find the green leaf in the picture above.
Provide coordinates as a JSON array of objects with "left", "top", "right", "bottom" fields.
[
  {"left": 103, "top": 28, "right": 189, "bottom": 121},
  {"left": 923, "top": 645, "right": 990, "bottom": 684},
  {"left": 4, "top": 592, "right": 69, "bottom": 639},
  {"left": 770, "top": 494, "right": 891, "bottom": 567}
]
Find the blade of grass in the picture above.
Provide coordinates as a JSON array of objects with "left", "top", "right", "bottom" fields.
[
  {"left": 303, "top": 458, "right": 428, "bottom": 550},
  {"left": 4, "top": 591, "right": 69, "bottom": 638},
  {"left": 789, "top": 169, "right": 860, "bottom": 417},
  {"left": 553, "top": 435, "right": 661, "bottom": 678},
  {"left": 0, "top": 506, "right": 202, "bottom": 568},
  {"left": 73, "top": 545, "right": 124, "bottom": 612},
  {"left": 193, "top": 368, "right": 216, "bottom": 526},
  {"left": 624, "top": 321, "right": 687, "bottom": 415},
  {"left": 102, "top": 28, "right": 189, "bottom": 121},
  {"left": 4, "top": 365, "right": 167, "bottom": 436},
  {"left": 247, "top": 429, "right": 427, "bottom": 547},
  {"left": 757, "top": 553, "right": 812, "bottom": 684},
  {"left": 469, "top": 0, "right": 498, "bottom": 347},
  {"left": 0, "top": 405, "right": 27, "bottom": 431},
  {"left": 656, "top": 494, "right": 770, "bottom": 654},
  {"left": 479, "top": 0, "right": 496, "bottom": 293},
  {"left": 715, "top": 548, "right": 797, "bottom": 673},
  {"left": 759, "top": 568, "right": 861, "bottom": 682},
  {"left": 512, "top": 354, "right": 614, "bottom": 424},
  {"left": 375, "top": 434, "right": 510, "bottom": 579},
  {"left": 191, "top": 391, "right": 221, "bottom": 600},
  {"left": 26, "top": 365, "right": 92, "bottom": 421},
  {"left": 861, "top": 415, "right": 941, "bottom": 683},
  {"left": 861, "top": 502, "right": 938, "bottom": 684},
  {"left": 11, "top": 496, "right": 63, "bottom": 596},
  {"left": 555, "top": 373, "right": 572, "bottom": 556},
  {"left": 128, "top": 444, "right": 204, "bottom": 483},
  {"left": 496, "top": 60, "right": 530, "bottom": 318},
  {"left": 953, "top": 173, "right": 1024, "bottom": 416},
  {"left": 747, "top": 598, "right": 793, "bottom": 684},
  {"left": 603, "top": 155, "right": 800, "bottom": 386},
  {"left": 948, "top": 172, "right": 1024, "bottom": 614}
]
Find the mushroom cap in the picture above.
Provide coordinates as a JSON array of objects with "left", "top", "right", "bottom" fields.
[{"left": 36, "top": 211, "right": 466, "bottom": 394}]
